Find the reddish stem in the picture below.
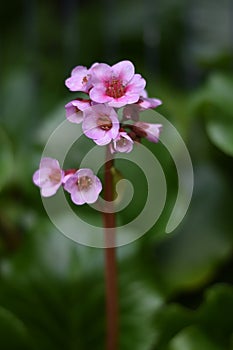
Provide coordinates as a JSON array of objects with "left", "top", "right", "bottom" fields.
[{"left": 103, "top": 146, "right": 118, "bottom": 350}]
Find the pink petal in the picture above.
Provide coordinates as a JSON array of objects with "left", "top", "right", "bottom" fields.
[
  {"left": 71, "top": 65, "right": 88, "bottom": 75},
  {"left": 126, "top": 74, "right": 146, "bottom": 94},
  {"left": 114, "top": 132, "right": 133, "bottom": 153},
  {"left": 65, "top": 66, "right": 90, "bottom": 92},
  {"left": 33, "top": 168, "right": 51, "bottom": 187},
  {"left": 65, "top": 102, "right": 83, "bottom": 124},
  {"left": 138, "top": 97, "right": 162, "bottom": 110},
  {"left": 63, "top": 173, "right": 79, "bottom": 193},
  {"left": 94, "top": 133, "right": 112, "bottom": 145},
  {"left": 82, "top": 116, "right": 104, "bottom": 139},
  {"left": 108, "top": 96, "right": 133, "bottom": 108},
  {"left": 71, "top": 99, "right": 91, "bottom": 111},
  {"left": 91, "top": 63, "right": 112, "bottom": 83},
  {"left": 111, "top": 60, "right": 135, "bottom": 83},
  {"left": 77, "top": 168, "right": 94, "bottom": 178},
  {"left": 79, "top": 177, "right": 102, "bottom": 203},
  {"left": 141, "top": 89, "right": 148, "bottom": 98},
  {"left": 89, "top": 86, "right": 113, "bottom": 104},
  {"left": 40, "top": 157, "right": 60, "bottom": 170},
  {"left": 71, "top": 190, "right": 86, "bottom": 205},
  {"left": 135, "top": 122, "right": 162, "bottom": 143},
  {"left": 41, "top": 184, "right": 60, "bottom": 197}
]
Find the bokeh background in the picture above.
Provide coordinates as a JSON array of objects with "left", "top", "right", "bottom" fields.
[{"left": 0, "top": 0, "right": 233, "bottom": 349}]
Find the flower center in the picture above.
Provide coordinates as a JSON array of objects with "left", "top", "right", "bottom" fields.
[
  {"left": 105, "top": 78, "right": 125, "bottom": 99},
  {"left": 117, "top": 138, "right": 127, "bottom": 147},
  {"left": 49, "top": 169, "right": 61, "bottom": 184},
  {"left": 97, "top": 116, "right": 112, "bottom": 131},
  {"left": 77, "top": 176, "right": 92, "bottom": 191},
  {"left": 82, "top": 75, "right": 89, "bottom": 85}
]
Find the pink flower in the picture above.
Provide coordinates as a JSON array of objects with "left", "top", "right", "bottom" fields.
[
  {"left": 137, "top": 96, "right": 162, "bottom": 110},
  {"left": 89, "top": 60, "right": 146, "bottom": 108},
  {"left": 134, "top": 122, "right": 162, "bottom": 143},
  {"left": 64, "top": 168, "right": 102, "bottom": 205},
  {"left": 122, "top": 91, "right": 162, "bottom": 122},
  {"left": 111, "top": 132, "right": 133, "bottom": 153},
  {"left": 65, "top": 63, "right": 98, "bottom": 93},
  {"left": 33, "top": 158, "right": 64, "bottom": 197},
  {"left": 82, "top": 104, "right": 119, "bottom": 145},
  {"left": 65, "top": 99, "right": 91, "bottom": 124}
]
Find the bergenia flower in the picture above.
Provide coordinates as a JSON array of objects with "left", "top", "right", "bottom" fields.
[
  {"left": 134, "top": 122, "right": 162, "bottom": 143},
  {"left": 64, "top": 168, "right": 102, "bottom": 205},
  {"left": 122, "top": 92, "right": 162, "bottom": 122},
  {"left": 139, "top": 89, "right": 162, "bottom": 107},
  {"left": 33, "top": 157, "right": 64, "bottom": 197},
  {"left": 89, "top": 60, "right": 146, "bottom": 108},
  {"left": 111, "top": 131, "right": 133, "bottom": 153},
  {"left": 65, "top": 99, "right": 91, "bottom": 124},
  {"left": 137, "top": 96, "right": 162, "bottom": 110},
  {"left": 82, "top": 104, "right": 119, "bottom": 145},
  {"left": 65, "top": 63, "right": 98, "bottom": 93}
]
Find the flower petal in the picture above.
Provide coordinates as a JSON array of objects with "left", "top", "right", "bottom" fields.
[
  {"left": 41, "top": 184, "right": 60, "bottom": 197},
  {"left": 126, "top": 74, "right": 146, "bottom": 94},
  {"left": 138, "top": 97, "right": 162, "bottom": 110},
  {"left": 111, "top": 60, "right": 135, "bottom": 83},
  {"left": 89, "top": 86, "right": 113, "bottom": 104},
  {"left": 40, "top": 157, "right": 60, "bottom": 170},
  {"left": 71, "top": 190, "right": 86, "bottom": 205},
  {"left": 91, "top": 63, "right": 112, "bottom": 83}
]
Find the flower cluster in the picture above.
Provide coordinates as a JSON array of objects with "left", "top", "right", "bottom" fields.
[
  {"left": 33, "top": 158, "right": 102, "bottom": 204},
  {"left": 65, "top": 60, "right": 162, "bottom": 152},
  {"left": 33, "top": 60, "right": 162, "bottom": 205}
]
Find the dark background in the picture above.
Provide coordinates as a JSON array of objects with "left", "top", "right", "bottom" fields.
[{"left": 0, "top": 0, "right": 233, "bottom": 349}]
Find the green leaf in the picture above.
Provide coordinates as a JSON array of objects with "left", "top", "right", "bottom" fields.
[
  {"left": 0, "top": 306, "right": 31, "bottom": 350},
  {"left": 197, "top": 284, "right": 233, "bottom": 347},
  {"left": 168, "top": 326, "right": 224, "bottom": 350},
  {"left": 153, "top": 304, "right": 193, "bottom": 348},
  {"left": 190, "top": 73, "right": 233, "bottom": 156},
  {"left": 206, "top": 111, "right": 233, "bottom": 156}
]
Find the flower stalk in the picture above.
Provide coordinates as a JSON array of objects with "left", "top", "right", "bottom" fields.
[{"left": 103, "top": 145, "right": 118, "bottom": 350}]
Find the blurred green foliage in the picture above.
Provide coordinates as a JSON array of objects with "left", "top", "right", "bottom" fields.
[{"left": 0, "top": 0, "right": 233, "bottom": 349}]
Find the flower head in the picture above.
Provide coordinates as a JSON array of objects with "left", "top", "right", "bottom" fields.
[
  {"left": 137, "top": 96, "right": 162, "bottom": 110},
  {"left": 134, "top": 122, "right": 162, "bottom": 143},
  {"left": 33, "top": 157, "right": 64, "bottom": 197},
  {"left": 89, "top": 60, "right": 146, "bottom": 108},
  {"left": 65, "top": 98, "right": 91, "bottom": 124},
  {"left": 82, "top": 104, "right": 119, "bottom": 145},
  {"left": 64, "top": 168, "right": 102, "bottom": 205},
  {"left": 65, "top": 63, "right": 98, "bottom": 93},
  {"left": 122, "top": 91, "right": 162, "bottom": 122},
  {"left": 111, "top": 131, "right": 133, "bottom": 153}
]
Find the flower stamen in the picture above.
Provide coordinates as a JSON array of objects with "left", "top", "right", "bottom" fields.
[
  {"left": 105, "top": 78, "right": 126, "bottom": 99},
  {"left": 97, "top": 116, "right": 113, "bottom": 131},
  {"left": 77, "top": 176, "right": 93, "bottom": 191}
]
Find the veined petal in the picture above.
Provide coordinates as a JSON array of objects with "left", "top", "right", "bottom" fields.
[
  {"left": 40, "top": 157, "right": 60, "bottom": 170},
  {"left": 126, "top": 74, "right": 146, "bottom": 94},
  {"left": 71, "top": 190, "right": 86, "bottom": 205},
  {"left": 112, "top": 60, "right": 135, "bottom": 83},
  {"left": 89, "top": 86, "right": 113, "bottom": 104},
  {"left": 91, "top": 63, "right": 112, "bottom": 83},
  {"left": 41, "top": 184, "right": 60, "bottom": 197},
  {"left": 138, "top": 97, "right": 162, "bottom": 110},
  {"left": 94, "top": 133, "right": 112, "bottom": 145}
]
